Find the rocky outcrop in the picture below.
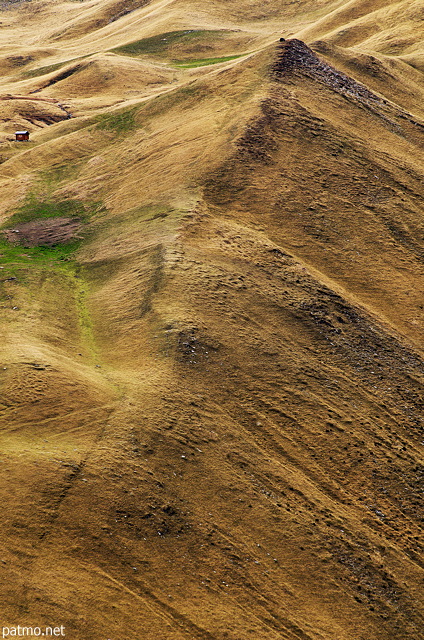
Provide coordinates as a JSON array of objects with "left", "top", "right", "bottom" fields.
[{"left": 273, "top": 39, "right": 383, "bottom": 106}]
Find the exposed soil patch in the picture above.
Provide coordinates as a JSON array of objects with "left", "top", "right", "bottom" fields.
[
  {"left": 108, "top": 0, "right": 151, "bottom": 23},
  {"left": 0, "top": 0, "right": 32, "bottom": 9},
  {"left": 2, "top": 216, "right": 82, "bottom": 246},
  {"left": 6, "top": 54, "right": 34, "bottom": 67}
]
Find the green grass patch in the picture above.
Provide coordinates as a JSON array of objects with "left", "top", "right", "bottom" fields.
[
  {"left": 22, "top": 61, "right": 69, "bottom": 79},
  {"left": 0, "top": 236, "right": 80, "bottom": 275},
  {"left": 112, "top": 30, "right": 227, "bottom": 58},
  {"left": 118, "top": 202, "right": 175, "bottom": 223},
  {"left": 133, "top": 82, "right": 209, "bottom": 121},
  {"left": 21, "top": 55, "right": 91, "bottom": 79},
  {"left": 173, "top": 54, "right": 246, "bottom": 68},
  {"left": 94, "top": 106, "right": 139, "bottom": 133},
  {"left": 38, "top": 161, "right": 84, "bottom": 187}
]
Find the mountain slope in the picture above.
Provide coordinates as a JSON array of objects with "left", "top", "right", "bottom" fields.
[{"left": 0, "top": 2, "right": 423, "bottom": 639}]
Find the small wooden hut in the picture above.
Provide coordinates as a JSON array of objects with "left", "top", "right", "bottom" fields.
[{"left": 15, "top": 131, "right": 29, "bottom": 141}]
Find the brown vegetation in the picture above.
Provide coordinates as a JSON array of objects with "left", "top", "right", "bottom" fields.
[{"left": 0, "top": 1, "right": 423, "bottom": 639}]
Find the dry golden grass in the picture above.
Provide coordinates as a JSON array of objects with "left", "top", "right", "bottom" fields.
[{"left": 0, "top": 1, "right": 423, "bottom": 639}]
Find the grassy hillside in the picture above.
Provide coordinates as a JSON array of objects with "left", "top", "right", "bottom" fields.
[{"left": 0, "top": 1, "right": 423, "bottom": 639}]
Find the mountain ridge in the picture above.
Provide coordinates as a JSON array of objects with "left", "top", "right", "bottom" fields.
[{"left": 0, "top": 2, "right": 423, "bottom": 639}]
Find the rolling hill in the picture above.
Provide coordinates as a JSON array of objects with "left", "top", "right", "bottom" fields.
[{"left": 0, "top": 1, "right": 423, "bottom": 639}]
